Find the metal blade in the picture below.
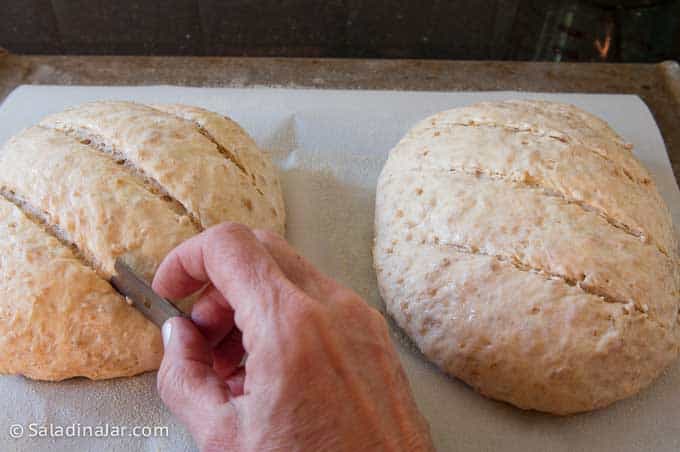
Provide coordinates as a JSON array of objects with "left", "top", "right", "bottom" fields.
[{"left": 110, "top": 258, "right": 184, "bottom": 328}]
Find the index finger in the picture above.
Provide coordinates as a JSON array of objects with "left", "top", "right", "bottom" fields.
[{"left": 152, "top": 222, "right": 296, "bottom": 335}]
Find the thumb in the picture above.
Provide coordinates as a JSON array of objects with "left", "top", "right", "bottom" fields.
[{"left": 157, "top": 317, "right": 237, "bottom": 448}]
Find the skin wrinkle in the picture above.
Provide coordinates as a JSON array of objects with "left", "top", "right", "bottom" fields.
[
  {"left": 372, "top": 332, "right": 422, "bottom": 451},
  {"left": 255, "top": 229, "right": 334, "bottom": 301},
  {"left": 212, "top": 328, "right": 244, "bottom": 378},
  {"left": 190, "top": 288, "right": 236, "bottom": 347},
  {"left": 197, "top": 226, "right": 301, "bottom": 385},
  {"left": 239, "top": 384, "right": 322, "bottom": 452},
  {"left": 199, "top": 404, "right": 240, "bottom": 451},
  {"left": 157, "top": 317, "right": 240, "bottom": 450},
  {"left": 239, "top": 287, "right": 292, "bottom": 394},
  {"left": 199, "top": 414, "right": 238, "bottom": 452},
  {"left": 160, "top": 247, "right": 208, "bottom": 297},
  {"left": 153, "top": 224, "right": 434, "bottom": 450},
  {"left": 38, "top": 124, "right": 204, "bottom": 231},
  {"left": 290, "top": 398, "right": 343, "bottom": 452},
  {"left": 336, "top": 301, "right": 411, "bottom": 438},
  {"left": 157, "top": 360, "right": 229, "bottom": 411},
  {"left": 205, "top": 231, "right": 275, "bottom": 353},
  {"left": 246, "top": 232, "right": 426, "bottom": 450},
  {"left": 307, "top": 306, "right": 394, "bottom": 451},
  {"left": 237, "top": 276, "right": 289, "bottom": 359}
]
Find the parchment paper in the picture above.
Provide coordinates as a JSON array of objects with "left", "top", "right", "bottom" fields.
[{"left": 0, "top": 86, "right": 678, "bottom": 452}]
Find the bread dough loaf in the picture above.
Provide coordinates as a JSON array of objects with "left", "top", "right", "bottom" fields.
[
  {"left": 373, "top": 100, "right": 680, "bottom": 414},
  {"left": 0, "top": 101, "right": 285, "bottom": 380}
]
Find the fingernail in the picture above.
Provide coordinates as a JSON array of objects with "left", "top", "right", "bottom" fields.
[{"left": 161, "top": 321, "right": 173, "bottom": 347}]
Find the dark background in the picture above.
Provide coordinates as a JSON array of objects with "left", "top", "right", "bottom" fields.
[{"left": 1, "top": 0, "right": 679, "bottom": 62}]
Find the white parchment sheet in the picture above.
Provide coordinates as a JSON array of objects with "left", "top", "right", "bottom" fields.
[{"left": 0, "top": 86, "right": 679, "bottom": 452}]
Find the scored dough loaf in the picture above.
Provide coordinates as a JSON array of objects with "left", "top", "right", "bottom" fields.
[
  {"left": 373, "top": 100, "right": 680, "bottom": 414},
  {"left": 0, "top": 101, "right": 285, "bottom": 381}
]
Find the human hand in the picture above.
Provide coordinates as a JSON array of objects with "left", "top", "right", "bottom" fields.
[{"left": 152, "top": 223, "right": 434, "bottom": 452}]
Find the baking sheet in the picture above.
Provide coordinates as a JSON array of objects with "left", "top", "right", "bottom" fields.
[{"left": 0, "top": 85, "right": 679, "bottom": 452}]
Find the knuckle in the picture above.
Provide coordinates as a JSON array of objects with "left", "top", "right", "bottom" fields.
[
  {"left": 370, "top": 309, "right": 391, "bottom": 337},
  {"left": 368, "top": 305, "right": 387, "bottom": 326},
  {"left": 329, "top": 292, "right": 392, "bottom": 339},
  {"left": 363, "top": 302, "right": 387, "bottom": 331},
  {"left": 253, "top": 227, "right": 283, "bottom": 245},
  {"left": 336, "top": 296, "right": 364, "bottom": 320},
  {"left": 333, "top": 291, "right": 382, "bottom": 322},
  {"left": 361, "top": 303, "right": 390, "bottom": 337},
  {"left": 210, "top": 221, "right": 251, "bottom": 239},
  {"left": 255, "top": 294, "right": 325, "bottom": 373},
  {"left": 330, "top": 287, "right": 362, "bottom": 306},
  {"left": 285, "top": 294, "right": 324, "bottom": 327}
]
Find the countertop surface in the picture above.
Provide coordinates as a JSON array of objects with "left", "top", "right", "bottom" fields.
[
  {"left": 1, "top": 54, "right": 679, "bottom": 184},
  {"left": 2, "top": 80, "right": 680, "bottom": 452}
]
